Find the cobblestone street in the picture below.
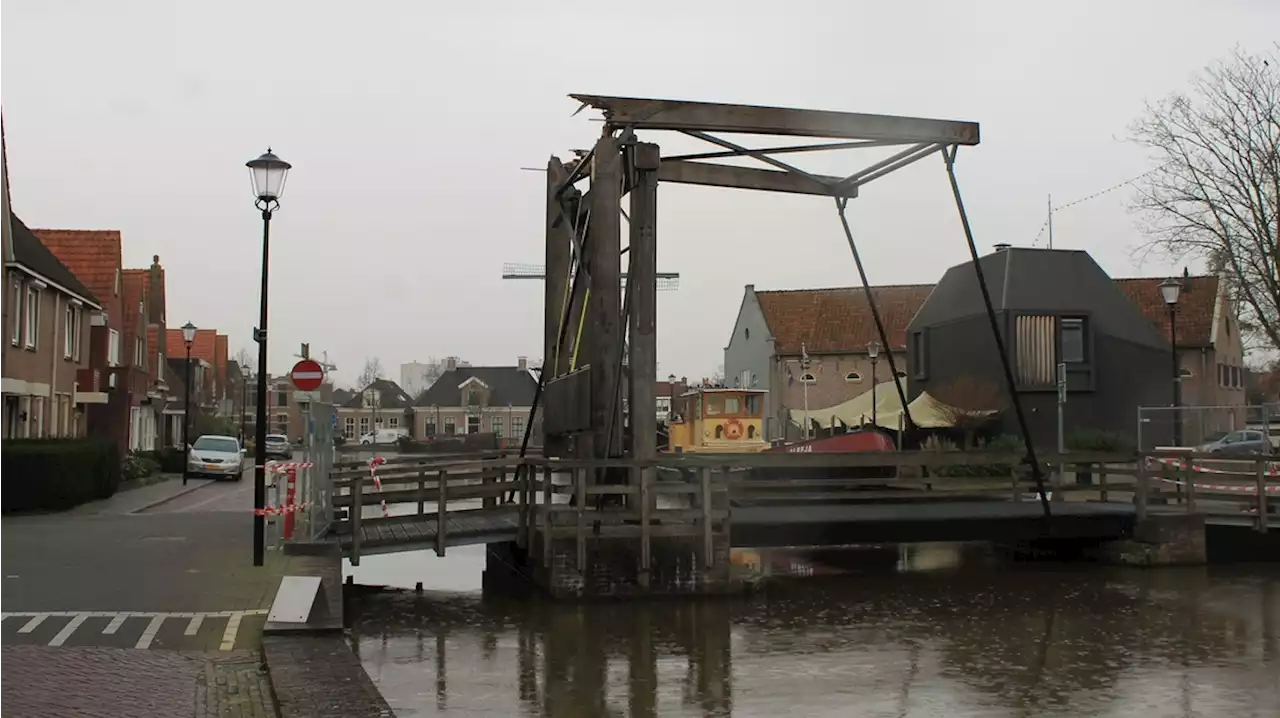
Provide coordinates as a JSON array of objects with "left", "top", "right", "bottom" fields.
[{"left": 1, "top": 645, "right": 275, "bottom": 717}]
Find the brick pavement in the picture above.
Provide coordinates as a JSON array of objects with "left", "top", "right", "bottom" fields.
[
  {"left": 1, "top": 645, "right": 274, "bottom": 717},
  {"left": 262, "top": 634, "right": 395, "bottom": 718}
]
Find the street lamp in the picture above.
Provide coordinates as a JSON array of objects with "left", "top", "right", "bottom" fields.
[
  {"left": 1159, "top": 277, "right": 1183, "bottom": 447},
  {"left": 867, "top": 340, "right": 882, "bottom": 428},
  {"left": 668, "top": 373, "right": 677, "bottom": 424},
  {"left": 240, "top": 364, "right": 251, "bottom": 444},
  {"left": 181, "top": 321, "right": 197, "bottom": 485},
  {"left": 247, "top": 148, "right": 291, "bottom": 567}
]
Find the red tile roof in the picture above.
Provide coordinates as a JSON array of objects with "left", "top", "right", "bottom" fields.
[
  {"left": 214, "top": 334, "right": 228, "bottom": 388},
  {"left": 167, "top": 328, "right": 219, "bottom": 365},
  {"left": 30, "top": 229, "right": 122, "bottom": 303},
  {"left": 755, "top": 285, "right": 936, "bottom": 354},
  {"left": 755, "top": 276, "right": 1221, "bottom": 355},
  {"left": 1113, "top": 276, "right": 1218, "bottom": 347}
]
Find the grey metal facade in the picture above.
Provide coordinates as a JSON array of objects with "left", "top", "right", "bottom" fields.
[
  {"left": 722, "top": 285, "right": 779, "bottom": 439},
  {"left": 906, "top": 248, "right": 1174, "bottom": 448}
]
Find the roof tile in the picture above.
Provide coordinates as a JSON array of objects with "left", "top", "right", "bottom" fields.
[
  {"left": 1112, "top": 276, "right": 1217, "bottom": 347},
  {"left": 31, "top": 229, "right": 122, "bottom": 303}
]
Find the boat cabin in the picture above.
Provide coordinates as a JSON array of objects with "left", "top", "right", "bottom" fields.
[{"left": 668, "top": 388, "right": 769, "bottom": 453}]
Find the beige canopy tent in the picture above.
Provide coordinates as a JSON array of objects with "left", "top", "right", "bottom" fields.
[{"left": 788, "top": 385, "right": 996, "bottom": 431}]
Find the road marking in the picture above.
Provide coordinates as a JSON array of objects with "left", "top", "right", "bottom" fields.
[
  {"left": 219, "top": 613, "right": 243, "bottom": 651},
  {"left": 48, "top": 613, "right": 89, "bottom": 647},
  {"left": 103, "top": 614, "right": 129, "bottom": 634},
  {"left": 185, "top": 614, "right": 204, "bottom": 636},
  {"left": 18, "top": 614, "right": 49, "bottom": 633},
  {"left": 135, "top": 615, "right": 166, "bottom": 649}
]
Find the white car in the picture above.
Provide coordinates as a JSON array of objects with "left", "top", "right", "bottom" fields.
[
  {"left": 360, "top": 428, "right": 407, "bottom": 445},
  {"left": 186, "top": 435, "right": 245, "bottom": 481}
]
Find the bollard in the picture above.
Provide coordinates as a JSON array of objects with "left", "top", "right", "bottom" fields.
[{"left": 283, "top": 467, "right": 298, "bottom": 541}]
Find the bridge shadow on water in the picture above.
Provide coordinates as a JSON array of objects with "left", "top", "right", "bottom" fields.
[{"left": 346, "top": 544, "right": 1280, "bottom": 717}]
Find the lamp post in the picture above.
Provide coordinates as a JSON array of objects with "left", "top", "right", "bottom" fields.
[
  {"left": 667, "top": 373, "right": 677, "bottom": 424},
  {"left": 247, "top": 148, "right": 291, "bottom": 567},
  {"left": 867, "top": 340, "right": 881, "bottom": 428},
  {"left": 240, "top": 365, "right": 250, "bottom": 444},
  {"left": 181, "top": 321, "right": 196, "bottom": 485},
  {"left": 1159, "top": 278, "right": 1183, "bottom": 447}
]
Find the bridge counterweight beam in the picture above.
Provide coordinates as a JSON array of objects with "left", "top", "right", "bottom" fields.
[{"left": 588, "top": 132, "right": 624, "bottom": 464}]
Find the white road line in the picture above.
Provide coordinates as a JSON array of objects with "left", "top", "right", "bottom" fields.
[
  {"left": 185, "top": 615, "right": 204, "bottom": 636},
  {"left": 48, "top": 613, "right": 89, "bottom": 647},
  {"left": 219, "top": 613, "right": 243, "bottom": 651},
  {"left": 103, "top": 614, "right": 129, "bottom": 634},
  {"left": 18, "top": 614, "right": 49, "bottom": 633},
  {"left": 135, "top": 615, "right": 166, "bottom": 649}
]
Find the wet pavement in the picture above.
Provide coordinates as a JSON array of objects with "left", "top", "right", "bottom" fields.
[{"left": 348, "top": 545, "right": 1280, "bottom": 717}]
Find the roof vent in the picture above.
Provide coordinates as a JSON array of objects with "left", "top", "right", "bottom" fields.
[{"left": 993, "top": 243, "right": 1012, "bottom": 253}]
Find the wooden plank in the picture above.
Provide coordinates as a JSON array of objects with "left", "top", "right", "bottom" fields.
[
  {"left": 575, "top": 469, "right": 587, "bottom": 572},
  {"left": 569, "top": 94, "right": 981, "bottom": 145},
  {"left": 436, "top": 470, "right": 447, "bottom": 556},
  {"left": 658, "top": 160, "right": 858, "bottom": 199},
  {"left": 701, "top": 468, "right": 714, "bottom": 568}
]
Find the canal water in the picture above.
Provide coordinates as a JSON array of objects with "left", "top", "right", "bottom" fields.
[{"left": 345, "top": 544, "right": 1279, "bottom": 717}]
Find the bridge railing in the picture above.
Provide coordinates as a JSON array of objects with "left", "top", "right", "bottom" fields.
[{"left": 329, "top": 450, "right": 1275, "bottom": 564}]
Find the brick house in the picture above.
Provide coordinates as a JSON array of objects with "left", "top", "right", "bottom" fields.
[
  {"left": 32, "top": 227, "right": 160, "bottom": 453},
  {"left": 339, "top": 378, "right": 414, "bottom": 441},
  {"left": 165, "top": 328, "right": 230, "bottom": 437},
  {"left": 724, "top": 254, "right": 1246, "bottom": 444},
  {"left": 412, "top": 357, "right": 539, "bottom": 443},
  {"left": 3, "top": 215, "right": 102, "bottom": 438}
]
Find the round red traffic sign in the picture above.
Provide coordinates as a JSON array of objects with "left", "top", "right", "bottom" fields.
[{"left": 290, "top": 359, "right": 324, "bottom": 391}]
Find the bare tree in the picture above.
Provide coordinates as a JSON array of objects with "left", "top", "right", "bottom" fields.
[
  {"left": 234, "top": 348, "right": 253, "bottom": 377},
  {"left": 1129, "top": 46, "right": 1280, "bottom": 353},
  {"left": 358, "top": 357, "right": 384, "bottom": 389},
  {"left": 931, "top": 376, "right": 1009, "bottom": 448}
]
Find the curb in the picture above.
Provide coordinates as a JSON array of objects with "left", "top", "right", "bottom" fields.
[{"left": 128, "top": 480, "right": 214, "bottom": 514}]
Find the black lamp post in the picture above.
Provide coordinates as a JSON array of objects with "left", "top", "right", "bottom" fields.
[
  {"left": 667, "top": 373, "right": 677, "bottom": 424},
  {"left": 240, "top": 364, "right": 250, "bottom": 444},
  {"left": 867, "top": 340, "right": 882, "bottom": 428},
  {"left": 247, "top": 148, "right": 291, "bottom": 567},
  {"left": 1159, "top": 277, "right": 1183, "bottom": 447},
  {"left": 181, "top": 321, "right": 197, "bottom": 485}
]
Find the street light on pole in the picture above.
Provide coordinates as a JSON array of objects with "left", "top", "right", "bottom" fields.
[
  {"left": 247, "top": 148, "right": 291, "bottom": 567},
  {"left": 181, "top": 321, "right": 197, "bottom": 485},
  {"left": 867, "top": 340, "right": 881, "bottom": 428},
  {"left": 1159, "top": 277, "right": 1183, "bottom": 448},
  {"left": 240, "top": 364, "right": 251, "bottom": 444}
]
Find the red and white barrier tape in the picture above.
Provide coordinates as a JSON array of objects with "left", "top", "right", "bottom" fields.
[
  {"left": 369, "top": 456, "right": 386, "bottom": 491},
  {"left": 254, "top": 501, "right": 313, "bottom": 517},
  {"left": 1151, "top": 476, "right": 1280, "bottom": 495},
  {"left": 380, "top": 500, "right": 389, "bottom": 518},
  {"left": 266, "top": 461, "right": 314, "bottom": 474},
  {"left": 1147, "top": 456, "right": 1280, "bottom": 478}
]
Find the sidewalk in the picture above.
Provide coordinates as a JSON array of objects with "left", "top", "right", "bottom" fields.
[{"left": 68, "top": 475, "right": 213, "bottom": 516}]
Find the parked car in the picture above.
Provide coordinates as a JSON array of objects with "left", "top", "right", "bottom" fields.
[
  {"left": 264, "top": 434, "right": 293, "bottom": 460},
  {"left": 1198, "top": 429, "right": 1272, "bottom": 456},
  {"left": 360, "top": 428, "right": 407, "bottom": 445},
  {"left": 186, "top": 435, "right": 245, "bottom": 481}
]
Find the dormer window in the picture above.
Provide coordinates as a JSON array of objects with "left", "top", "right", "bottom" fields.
[
  {"left": 844, "top": 371, "right": 862, "bottom": 383},
  {"left": 798, "top": 373, "right": 816, "bottom": 384}
]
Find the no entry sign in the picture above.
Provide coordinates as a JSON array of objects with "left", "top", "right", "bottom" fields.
[{"left": 290, "top": 359, "right": 324, "bottom": 391}]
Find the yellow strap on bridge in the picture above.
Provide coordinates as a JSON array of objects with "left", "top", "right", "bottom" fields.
[{"left": 570, "top": 288, "right": 590, "bottom": 371}]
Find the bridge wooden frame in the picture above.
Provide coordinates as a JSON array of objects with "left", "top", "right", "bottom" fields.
[{"left": 328, "top": 451, "right": 1276, "bottom": 581}]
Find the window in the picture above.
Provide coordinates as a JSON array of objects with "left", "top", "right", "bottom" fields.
[
  {"left": 1232, "top": 365, "right": 1243, "bottom": 388},
  {"left": 723, "top": 397, "right": 740, "bottom": 414},
  {"left": 745, "top": 394, "right": 762, "bottom": 415},
  {"left": 491, "top": 416, "right": 504, "bottom": 438},
  {"left": 344, "top": 417, "right": 355, "bottom": 438},
  {"left": 24, "top": 286, "right": 39, "bottom": 348},
  {"left": 845, "top": 371, "right": 862, "bottom": 382},
  {"left": 744, "top": 327, "right": 750, "bottom": 340},
  {"left": 425, "top": 420, "right": 436, "bottom": 437},
  {"left": 277, "top": 391, "right": 288, "bottom": 407},
  {"left": 1060, "top": 318, "right": 1086, "bottom": 363},
  {"left": 108, "top": 330, "right": 121, "bottom": 366},
  {"left": 798, "top": 373, "right": 816, "bottom": 384},
  {"left": 443, "top": 417, "right": 456, "bottom": 434},
  {"left": 467, "top": 415, "right": 481, "bottom": 434},
  {"left": 359, "top": 417, "right": 370, "bottom": 435},
  {"left": 31, "top": 397, "right": 44, "bottom": 438},
  {"left": 135, "top": 336, "right": 145, "bottom": 366},
  {"left": 386, "top": 416, "right": 397, "bottom": 429},
  {"left": 64, "top": 305, "right": 75, "bottom": 358},
  {"left": 276, "top": 414, "right": 289, "bottom": 433},
  {"left": 1178, "top": 368, "right": 1194, "bottom": 378},
  {"left": 911, "top": 331, "right": 928, "bottom": 380},
  {"left": 9, "top": 276, "right": 21, "bottom": 345},
  {"left": 511, "top": 416, "right": 525, "bottom": 438}
]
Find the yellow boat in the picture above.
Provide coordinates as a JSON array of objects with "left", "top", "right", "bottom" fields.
[{"left": 668, "top": 387, "right": 770, "bottom": 454}]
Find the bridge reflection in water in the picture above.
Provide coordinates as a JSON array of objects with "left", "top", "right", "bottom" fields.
[{"left": 347, "top": 545, "right": 1279, "bottom": 717}]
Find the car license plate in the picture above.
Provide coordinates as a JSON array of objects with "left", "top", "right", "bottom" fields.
[{"left": 206, "top": 464, "right": 220, "bottom": 470}]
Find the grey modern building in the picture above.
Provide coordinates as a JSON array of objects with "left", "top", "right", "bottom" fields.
[{"left": 905, "top": 246, "right": 1174, "bottom": 447}]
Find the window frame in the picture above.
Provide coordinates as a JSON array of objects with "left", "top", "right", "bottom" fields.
[
  {"left": 9, "top": 275, "right": 22, "bottom": 345},
  {"left": 343, "top": 417, "right": 355, "bottom": 438},
  {"left": 466, "top": 415, "right": 481, "bottom": 434},
  {"left": 108, "top": 329, "right": 121, "bottom": 367},
  {"left": 443, "top": 417, "right": 457, "bottom": 435},
  {"left": 1059, "top": 317, "right": 1087, "bottom": 364},
  {"left": 491, "top": 415, "right": 503, "bottom": 438},
  {"left": 798, "top": 372, "right": 816, "bottom": 384},
  {"left": 24, "top": 286, "right": 39, "bottom": 349},
  {"left": 911, "top": 330, "right": 928, "bottom": 381},
  {"left": 844, "top": 371, "right": 862, "bottom": 383},
  {"left": 64, "top": 304, "right": 75, "bottom": 359},
  {"left": 511, "top": 416, "right": 526, "bottom": 439}
]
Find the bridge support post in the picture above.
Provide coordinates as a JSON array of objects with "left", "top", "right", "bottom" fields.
[
  {"left": 629, "top": 142, "right": 660, "bottom": 492},
  {"left": 544, "top": 156, "right": 572, "bottom": 381},
  {"left": 588, "top": 133, "right": 624, "bottom": 470}
]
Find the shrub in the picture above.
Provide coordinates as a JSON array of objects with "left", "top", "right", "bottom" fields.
[
  {"left": 2, "top": 438, "right": 123, "bottom": 512},
  {"left": 1066, "top": 428, "right": 1135, "bottom": 454},
  {"left": 140, "top": 447, "right": 186, "bottom": 473},
  {"left": 925, "top": 433, "right": 1026, "bottom": 477},
  {"left": 122, "top": 452, "right": 160, "bottom": 482}
]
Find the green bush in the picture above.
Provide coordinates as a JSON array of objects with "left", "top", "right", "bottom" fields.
[
  {"left": 1066, "top": 428, "right": 1135, "bottom": 454},
  {"left": 926, "top": 433, "right": 1026, "bottom": 477},
  {"left": 140, "top": 447, "right": 185, "bottom": 473},
  {"left": 2, "top": 438, "right": 123, "bottom": 512},
  {"left": 122, "top": 452, "right": 160, "bottom": 482}
]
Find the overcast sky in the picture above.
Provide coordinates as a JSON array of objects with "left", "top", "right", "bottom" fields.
[{"left": 3, "top": 1, "right": 1276, "bottom": 387}]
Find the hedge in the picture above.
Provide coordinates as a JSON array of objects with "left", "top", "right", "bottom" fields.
[{"left": 3, "top": 438, "right": 123, "bottom": 513}]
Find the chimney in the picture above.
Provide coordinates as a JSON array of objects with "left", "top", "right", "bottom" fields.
[
  {"left": 445, "top": 356, "right": 457, "bottom": 372},
  {"left": 993, "top": 243, "right": 1011, "bottom": 253},
  {"left": 517, "top": 356, "right": 528, "bottom": 372}
]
